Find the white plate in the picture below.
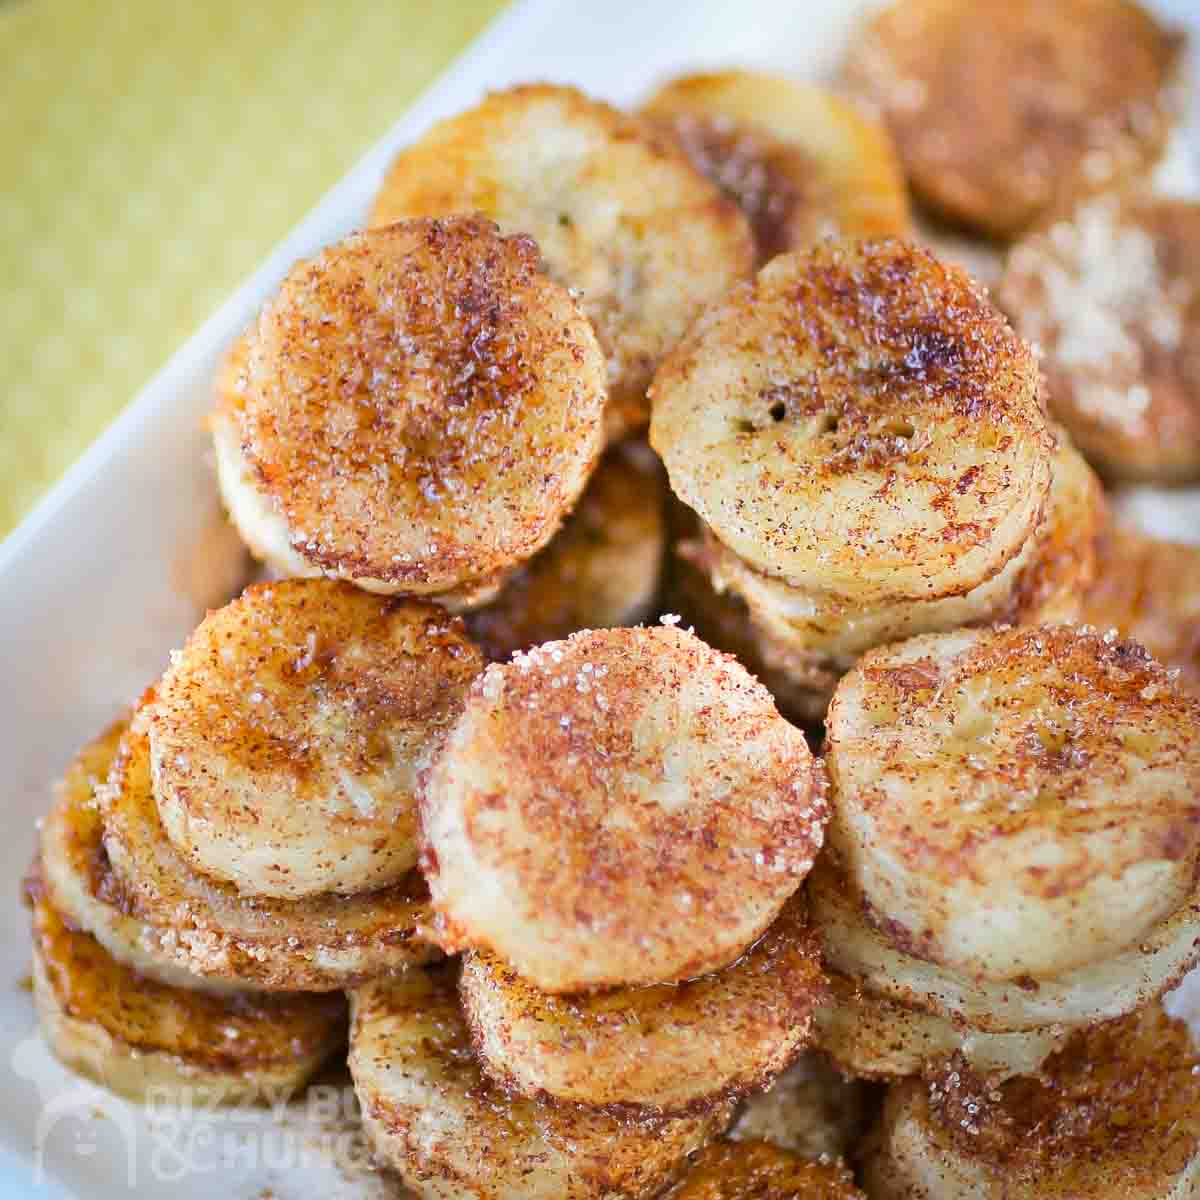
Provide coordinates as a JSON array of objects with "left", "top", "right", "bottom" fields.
[{"left": 2, "top": 0, "right": 1198, "bottom": 1194}]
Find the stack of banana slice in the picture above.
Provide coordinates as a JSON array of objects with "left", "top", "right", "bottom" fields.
[
  {"left": 651, "top": 237, "right": 1105, "bottom": 721},
  {"left": 810, "top": 623, "right": 1200, "bottom": 1084},
  {"left": 25, "top": 22, "right": 1200, "bottom": 1197}
]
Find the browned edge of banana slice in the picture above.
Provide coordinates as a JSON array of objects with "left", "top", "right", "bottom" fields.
[
  {"left": 863, "top": 1000, "right": 1200, "bottom": 1199},
  {"left": 349, "top": 964, "right": 734, "bottom": 1200},
  {"left": 370, "top": 83, "right": 755, "bottom": 439},
  {"left": 641, "top": 69, "right": 911, "bottom": 266},
  {"left": 669, "top": 1138, "right": 866, "bottom": 1199},
  {"left": 843, "top": 0, "right": 1184, "bottom": 237},
  {"left": 100, "top": 711, "right": 439, "bottom": 992},
  {"left": 215, "top": 215, "right": 607, "bottom": 600},
  {"left": 460, "top": 890, "right": 827, "bottom": 1116},
  {"left": 27, "top": 872, "right": 346, "bottom": 1106}
]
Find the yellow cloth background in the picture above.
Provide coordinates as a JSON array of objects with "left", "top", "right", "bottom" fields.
[{"left": 0, "top": 0, "right": 504, "bottom": 537}]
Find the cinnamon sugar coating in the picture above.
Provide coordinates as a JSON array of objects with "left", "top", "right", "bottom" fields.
[
  {"left": 642, "top": 70, "right": 910, "bottom": 266},
  {"left": 217, "top": 216, "right": 606, "bottom": 600},
  {"left": 149, "top": 580, "right": 482, "bottom": 899},
  {"left": 99, "top": 717, "right": 439, "bottom": 991},
  {"left": 844, "top": 0, "right": 1183, "bottom": 236},
  {"left": 371, "top": 84, "right": 754, "bottom": 438},
  {"left": 460, "top": 891, "right": 827, "bottom": 1115},
  {"left": 999, "top": 196, "right": 1200, "bottom": 482},
  {"left": 669, "top": 1139, "right": 865, "bottom": 1200},
  {"left": 866, "top": 1002, "right": 1200, "bottom": 1198},
  {"left": 421, "top": 625, "right": 825, "bottom": 992},
  {"left": 650, "top": 239, "right": 1050, "bottom": 607}
]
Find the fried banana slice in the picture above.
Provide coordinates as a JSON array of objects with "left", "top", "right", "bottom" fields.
[
  {"left": 370, "top": 84, "right": 754, "bottom": 438},
  {"left": 148, "top": 581, "right": 481, "bottom": 899},
  {"left": 704, "top": 430, "right": 1101, "bottom": 678},
  {"left": 844, "top": 0, "right": 1183, "bottom": 237},
  {"left": 650, "top": 239, "right": 1050, "bottom": 607},
  {"left": 213, "top": 216, "right": 606, "bottom": 603},
  {"left": 460, "top": 892, "right": 826, "bottom": 1115},
  {"left": 809, "top": 857, "right": 1200, "bottom": 1034},
  {"left": 40, "top": 719, "right": 246, "bottom": 992},
  {"left": 100, "top": 720, "right": 437, "bottom": 991},
  {"left": 827, "top": 624, "right": 1200, "bottom": 981},
  {"left": 669, "top": 1139, "right": 864, "bottom": 1199},
  {"left": 1080, "top": 523, "right": 1200, "bottom": 694},
  {"left": 348, "top": 966, "right": 731, "bottom": 1200},
  {"left": 999, "top": 197, "right": 1200, "bottom": 483},
  {"left": 29, "top": 884, "right": 345, "bottom": 1105},
  {"left": 864, "top": 1001, "right": 1200, "bottom": 1198},
  {"left": 814, "top": 971, "right": 1066, "bottom": 1084},
  {"left": 729, "top": 1055, "right": 877, "bottom": 1165},
  {"left": 641, "top": 70, "right": 910, "bottom": 265},
  {"left": 465, "top": 446, "right": 666, "bottom": 661},
  {"left": 422, "top": 625, "right": 824, "bottom": 992}
]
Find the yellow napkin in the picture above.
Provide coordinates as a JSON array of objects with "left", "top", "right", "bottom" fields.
[{"left": 0, "top": 0, "right": 503, "bottom": 536}]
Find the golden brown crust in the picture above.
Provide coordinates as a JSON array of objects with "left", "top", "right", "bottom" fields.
[
  {"left": 460, "top": 891, "right": 828, "bottom": 1116},
  {"left": 40, "top": 719, "right": 255, "bottom": 992},
  {"left": 844, "top": 0, "right": 1183, "bottom": 237},
  {"left": 669, "top": 1139, "right": 865, "bottom": 1200},
  {"left": 650, "top": 239, "right": 1050, "bottom": 605},
  {"left": 866, "top": 1003, "right": 1200, "bottom": 1198},
  {"left": 1081, "top": 522, "right": 1200, "bottom": 694},
  {"left": 349, "top": 966, "right": 732, "bottom": 1200},
  {"left": 641, "top": 70, "right": 910, "bottom": 265},
  {"left": 690, "top": 431, "right": 1099, "bottom": 708},
  {"left": 370, "top": 84, "right": 754, "bottom": 438},
  {"left": 149, "top": 580, "right": 482, "bottom": 899},
  {"left": 813, "top": 970, "right": 1067, "bottom": 1083},
  {"left": 421, "top": 625, "right": 824, "bottom": 992},
  {"left": 465, "top": 446, "right": 666, "bottom": 661},
  {"left": 827, "top": 623, "right": 1200, "bottom": 980},
  {"left": 999, "top": 197, "right": 1200, "bottom": 482},
  {"left": 223, "top": 216, "right": 606, "bottom": 596},
  {"left": 809, "top": 855, "right": 1200, "bottom": 1035},
  {"left": 100, "top": 718, "right": 439, "bottom": 991},
  {"left": 31, "top": 889, "right": 346, "bottom": 1102}
]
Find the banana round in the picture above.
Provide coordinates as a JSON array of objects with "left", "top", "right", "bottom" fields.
[
  {"left": 213, "top": 216, "right": 606, "bottom": 602},
  {"left": 370, "top": 84, "right": 754, "bottom": 439},
  {"left": 421, "top": 625, "right": 824, "bottom": 992},
  {"left": 863, "top": 1001, "right": 1200, "bottom": 1199},
  {"left": 810, "top": 857, "right": 1200, "bottom": 1034},
  {"left": 998, "top": 197, "right": 1200, "bottom": 483},
  {"left": 704, "top": 431, "right": 1102, "bottom": 678},
  {"left": 827, "top": 623, "right": 1200, "bottom": 981},
  {"left": 650, "top": 239, "right": 1051, "bottom": 607},
  {"left": 40, "top": 720, "right": 247, "bottom": 993},
  {"left": 460, "top": 892, "right": 826, "bottom": 1115},
  {"left": 814, "top": 971, "right": 1066, "bottom": 1083},
  {"left": 29, "top": 886, "right": 345, "bottom": 1105},
  {"left": 671, "top": 1139, "right": 865, "bottom": 1200},
  {"left": 843, "top": 0, "right": 1183, "bottom": 237},
  {"left": 641, "top": 70, "right": 910, "bottom": 265},
  {"left": 148, "top": 580, "right": 482, "bottom": 899},
  {"left": 100, "top": 717, "right": 438, "bottom": 991},
  {"left": 348, "top": 966, "right": 731, "bottom": 1200},
  {"left": 465, "top": 446, "right": 665, "bottom": 661}
]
